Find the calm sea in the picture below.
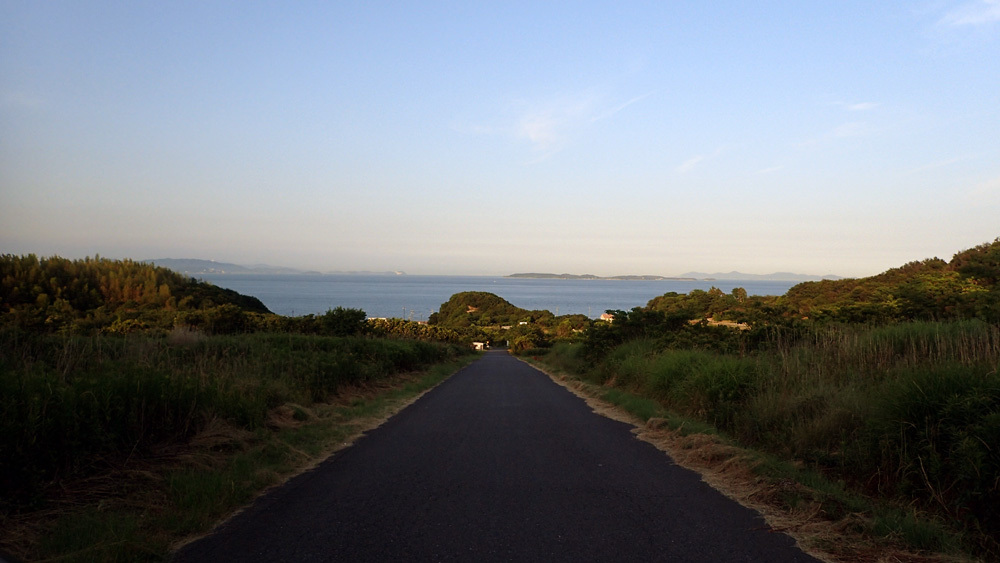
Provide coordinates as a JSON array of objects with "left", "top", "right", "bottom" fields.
[{"left": 198, "top": 274, "right": 798, "bottom": 321}]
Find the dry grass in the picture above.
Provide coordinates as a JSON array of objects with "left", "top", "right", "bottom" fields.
[
  {"left": 531, "top": 364, "right": 977, "bottom": 563},
  {"left": 166, "top": 326, "right": 208, "bottom": 347}
]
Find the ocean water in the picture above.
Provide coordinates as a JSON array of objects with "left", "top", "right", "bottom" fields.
[{"left": 199, "top": 274, "right": 799, "bottom": 321}]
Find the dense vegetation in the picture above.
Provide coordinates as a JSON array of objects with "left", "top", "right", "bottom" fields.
[
  {"left": 0, "top": 254, "right": 471, "bottom": 343},
  {"left": 641, "top": 239, "right": 1000, "bottom": 326},
  {"left": 1, "top": 331, "right": 464, "bottom": 507},
  {"left": 428, "top": 291, "right": 589, "bottom": 352},
  {"left": 534, "top": 238, "right": 1000, "bottom": 558},
  {"left": 1, "top": 254, "right": 271, "bottom": 334},
  {"left": 4, "top": 239, "right": 999, "bottom": 558},
  {"left": 0, "top": 254, "right": 475, "bottom": 561}
]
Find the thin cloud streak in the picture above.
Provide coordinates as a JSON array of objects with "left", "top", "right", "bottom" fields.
[
  {"left": 517, "top": 112, "right": 562, "bottom": 151},
  {"left": 513, "top": 100, "right": 592, "bottom": 160},
  {"left": 676, "top": 155, "right": 706, "bottom": 173},
  {"left": 829, "top": 100, "right": 880, "bottom": 112},
  {"left": 756, "top": 165, "right": 784, "bottom": 174},
  {"left": 848, "top": 102, "right": 879, "bottom": 111},
  {"left": 833, "top": 121, "right": 870, "bottom": 138},
  {"left": 908, "top": 153, "right": 979, "bottom": 173},
  {"left": 505, "top": 91, "right": 654, "bottom": 158},
  {"left": 591, "top": 92, "right": 655, "bottom": 122},
  {"left": 940, "top": 0, "right": 1000, "bottom": 26},
  {"left": 675, "top": 146, "right": 725, "bottom": 173}
]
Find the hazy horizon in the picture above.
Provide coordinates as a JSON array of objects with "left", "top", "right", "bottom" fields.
[
  {"left": 2, "top": 3, "right": 998, "bottom": 278},
  {"left": 142, "top": 256, "right": 847, "bottom": 280}
]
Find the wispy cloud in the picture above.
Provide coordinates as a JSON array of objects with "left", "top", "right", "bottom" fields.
[
  {"left": 848, "top": 102, "right": 879, "bottom": 111},
  {"left": 486, "top": 91, "right": 655, "bottom": 159},
  {"left": 452, "top": 90, "right": 654, "bottom": 162},
  {"left": 512, "top": 97, "right": 594, "bottom": 156},
  {"left": 795, "top": 119, "right": 879, "bottom": 148},
  {"left": 756, "top": 165, "right": 784, "bottom": 175},
  {"left": 516, "top": 112, "right": 564, "bottom": 152},
  {"left": 940, "top": 0, "right": 1000, "bottom": 26},
  {"left": 676, "top": 155, "right": 706, "bottom": 173},
  {"left": 832, "top": 121, "right": 871, "bottom": 138},
  {"left": 676, "top": 146, "right": 724, "bottom": 173},
  {"left": 908, "top": 153, "right": 979, "bottom": 173},
  {"left": 830, "top": 100, "right": 879, "bottom": 112},
  {"left": 591, "top": 92, "right": 655, "bottom": 123}
]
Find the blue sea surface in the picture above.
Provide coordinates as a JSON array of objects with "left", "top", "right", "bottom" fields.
[{"left": 199, "top": 274, "right": 798, "bottom": 321}]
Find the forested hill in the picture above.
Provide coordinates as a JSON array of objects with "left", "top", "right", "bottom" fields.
[
  {"left": 639, "top": 238, "right": 1000, "bottom": 326},
  {"left": 778, "top": 238, "right": 1000, "bottom": 322},
  {"left": 0, "top": 254, "right": 271, "bottom": 333},
  {"left": 429, "top": 291, "right": 543, "bottom": 327}
]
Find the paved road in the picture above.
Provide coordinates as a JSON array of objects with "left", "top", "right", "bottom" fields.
[{"left": 174, "top": 351, "right": 819, "bottom": 562}]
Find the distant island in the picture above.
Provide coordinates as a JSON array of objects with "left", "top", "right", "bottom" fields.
[
  {"left": 509, "top": 271, "right": 843, "bottom": 282},
  {"left": 145, "top": 259, "right": 839, "bottom": 282},
  {"left": 146, "top": 259, "right": 405, "bottom": 277},
  {"left": 678, "top": 271, "right": 843, "bottom": 282},
  {"left": 507, "top": 273, "right": 697, "bottom": 281}
]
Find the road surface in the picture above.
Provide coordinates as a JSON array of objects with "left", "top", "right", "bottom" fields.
[{"left": 174, "top": 350, "right": 819, "bottom": 562}]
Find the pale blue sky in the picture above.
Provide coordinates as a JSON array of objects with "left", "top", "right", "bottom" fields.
[{"left": 2, "top": 1, "right": 998, "bottom": 276}]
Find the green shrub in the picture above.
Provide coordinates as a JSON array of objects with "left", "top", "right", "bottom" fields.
[
  {"left": 856, "top": 364, "right": 1000, "bottom": 536},
  {"left": 318, "top": 307, "right": 367, "bottom": 336},
  {"left": 540, "top": 342, "right": 588, "bottom": 374},
  {"left": 669, "top": 353, "right": 763, "bottom": 429}
]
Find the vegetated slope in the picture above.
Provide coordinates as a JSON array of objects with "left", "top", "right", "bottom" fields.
[
  {"left": 546, "top": 238, "right": 1000, "bottom": 559},
  {"left": 428, "top": 291, "right": 547, "bottom": 328},
  {"left": 0, "top": 254, "right": 271, "bottom": 333},
  {"left": 641, "top": 238, "right": 1000, "bottom": 326},
  {"left": 780, "top": 239, "right": 1000, "bottom": 322},
  {"left": 425, "top": 291, "right": 593, "bottom": 353}
]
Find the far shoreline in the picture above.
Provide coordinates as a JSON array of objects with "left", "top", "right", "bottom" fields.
[{"left": 506, "top": 273, "right": 699, "bottom": 281}]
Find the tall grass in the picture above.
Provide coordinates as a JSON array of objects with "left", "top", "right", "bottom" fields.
[
  {"left": 0, "top": 328, "right": 463, "bottom": 510},
  {"left": 773, "top": 320, "right": 1000, "bottom": 382},
  {"left": 546, "top": 320, "right": 1000, "bottom": 555}
]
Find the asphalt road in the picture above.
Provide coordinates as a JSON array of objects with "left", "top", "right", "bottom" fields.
[{"left": 173, "top": 350, "right": 820, "bottom": 562}]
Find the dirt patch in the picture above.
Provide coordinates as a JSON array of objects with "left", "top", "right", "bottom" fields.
[{"left": 530, "top": 364, "right": 972, "bottom": 563}]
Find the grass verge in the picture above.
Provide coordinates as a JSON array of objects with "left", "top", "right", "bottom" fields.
[
  {"left": 524, "top": 354, "right": 978, "bottom": 563},
  {"left": 1, "top": 355, "right": 477, "bottom": 562}
]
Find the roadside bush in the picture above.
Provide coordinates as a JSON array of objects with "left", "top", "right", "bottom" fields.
[
  {"left": 542, "top": 342, "right": 588, "bottom": 375},
  {"left": 318, "top": 307, "right": 367, "bottom": 337},
  {"left": 854, "top": 364, "right": 1000, "bottom": 539},
  {"left": 592, "top": 339, "right": 660, "bottom": 386},
  {"left": 667, "top": 352, "right": 763, "bottom": 429}
]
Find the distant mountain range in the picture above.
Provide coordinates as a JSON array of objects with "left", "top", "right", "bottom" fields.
[
  {"left": 509, "top": 271, "right": 843, "bottom": 282},
  {"left": 145, "top": 259, "right": 404, "bottom": 277}
]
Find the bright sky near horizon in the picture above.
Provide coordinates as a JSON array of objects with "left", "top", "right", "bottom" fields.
[{"left": 2, "top": 2, "right": 998, "bottom": 277}]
